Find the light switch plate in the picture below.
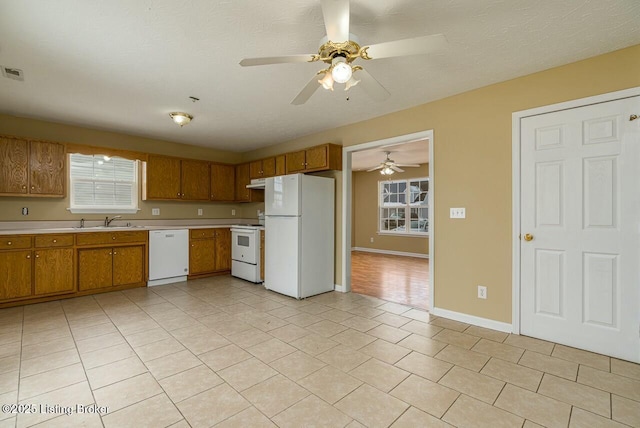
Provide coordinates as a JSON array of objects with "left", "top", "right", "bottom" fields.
[
  {"left": 450, "top": 207, "right": 466, "bottom": 219},
  {"left": 197, "top": 208, "right": 203, "bottom": 216}
]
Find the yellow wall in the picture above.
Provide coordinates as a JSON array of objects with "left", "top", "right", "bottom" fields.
[
  {"left": 245, "top": 44, "right": 640, "bottom": 323},
  {"left": 0, "top": 115, "right": 244, "bottom": 222},
  {"left": 353, "top": 165, "right": 429, "bottom": 255}
]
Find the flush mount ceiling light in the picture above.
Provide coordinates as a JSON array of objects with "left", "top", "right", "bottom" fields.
[{"left": 169, "top": 112, "right": 193, "bottom": 127}]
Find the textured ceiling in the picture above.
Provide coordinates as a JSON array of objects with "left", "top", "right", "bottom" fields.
[{"left": 0, "top": 1, "right": 639, "bottom": 152}]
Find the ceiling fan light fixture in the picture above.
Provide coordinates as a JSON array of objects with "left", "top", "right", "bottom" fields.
[
  {"left": 331, "top": 57, "right": 352, "bottom": 83},
  {"left": 344, "top": 75, "right": 360, "bottom": 91},
  {"left": 169, "top": 112, "right": 193, "bottom": 127},
  {"left": 318, "top": 72, "right": 334, "bottom": 91},
  {"left": 380, "top": 166, "right": 394, "bottom": 175}
]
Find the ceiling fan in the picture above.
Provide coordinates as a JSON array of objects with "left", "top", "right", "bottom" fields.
[
  {"left": 239, "top": 0, "right": 447, "bottom": 105},
  {"left": 367, "top": 151, "right": 420, "bottom": 175}
]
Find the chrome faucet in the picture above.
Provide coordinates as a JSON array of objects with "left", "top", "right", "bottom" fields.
[{"left": 104, "top": 216, "right": 122, "bottom": 227}]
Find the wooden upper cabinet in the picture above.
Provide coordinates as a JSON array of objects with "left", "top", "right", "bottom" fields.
[
  {"left": 0, "top": 137, "right": 28, "bottom": 194},
  {"left": 210, "top": 163, "right": 235, "bottom": 202},
  {"left": 146, "top": 155, "right": 181, "bottom": 200},
  {"left": 235, "top": 163, "right": 264, "bottom": 203},
  {"left": 181, "top": 160, "right": 210, "bottom": 201},
  {"left": 0, "top": 137, "right": 65, "bottom": 197},
  {"left": 285, "top": 144, "right": 342, "bottom": 174},
  {"left": 29, "top": 141, "right": 65, "bottom": 196},
  {"left": 285, "top": 150, "right": 307, "bottom": 173},
  {"left": 275, "top": 155, "right": 286, "bottom": 176},
  {"left": 250, "top": 157, "right": 277, "bottom": 179}
]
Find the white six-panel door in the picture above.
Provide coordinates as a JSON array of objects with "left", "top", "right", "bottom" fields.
[{"left": 520, "top": 96, "right": 639, "bottom": 363}]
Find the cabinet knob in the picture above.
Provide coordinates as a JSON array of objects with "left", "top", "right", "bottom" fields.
[
  {"left": 6, "top": 241, "right": 11, "bottom": 246},
  {"left": 191, "top": 244, "right": 195, "bottom": 247},
  {"left": 53, "top": 239, "right": 57, "bottom": 243},
  {"left": 177, "top": 192, "right": 181, "bottom": 196},
  {"left": 31, "top": 186, "right": 35, "bottom": 190},
  {"left": 109, "top": 252, "right": 112, "bottom": 255},
  {"left": 113, "top": 251, "right": 117, "bottom": 255},
  {"left": 35, "top": 254, "right": 39, "bottom": 258},
  {"left": 112, "top": 236, "right": 116, "bottom": 240},
  {"left": 26, "top": 254, "right": 30, "bottom": 259},
  {"left": 21, "top": 185, "right": 26, "bottom": 189}
]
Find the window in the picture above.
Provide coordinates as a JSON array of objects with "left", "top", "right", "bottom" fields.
[
  {"left": 69, "top": 153, "right": 139, "bottom": 213},
  {"left": 379, "top": 177, "right": 429, "bottom": 235}
]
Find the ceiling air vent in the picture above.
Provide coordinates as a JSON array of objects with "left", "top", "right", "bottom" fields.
[{"left": 2, "top": 66, "right": 24, "bottom": 81}]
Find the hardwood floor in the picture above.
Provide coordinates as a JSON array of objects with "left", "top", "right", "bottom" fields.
[{"left": 351, "top": 250, "right": 429, "bottom": 310}]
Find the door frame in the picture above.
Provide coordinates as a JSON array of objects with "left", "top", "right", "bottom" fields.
[
  {"left": 511, "top": 86, "right": 640, "bottom": 334},
  {"left": 341, "top": 130, "right": 434, "bottom": 310}
]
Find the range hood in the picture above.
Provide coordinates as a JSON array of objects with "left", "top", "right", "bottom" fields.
[{"left": 246, "top": 178, "right": 265, "bottom": 189}]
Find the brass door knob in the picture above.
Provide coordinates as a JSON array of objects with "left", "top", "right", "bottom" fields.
[{"left": 523, "top": 233, "right": 534, "bottom": 241}]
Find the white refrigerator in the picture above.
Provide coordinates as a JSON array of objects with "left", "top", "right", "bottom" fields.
[{"left": 264, "top": 174, "right": 335, "bottom": 299}]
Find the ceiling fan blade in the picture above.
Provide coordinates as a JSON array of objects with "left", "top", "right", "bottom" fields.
[
  {"left": 321, "top": 0, "right": 350, "bottom": 42},
  {"left": 396, "top": 163, "right": 421, "bottom": 168},
  {"left": 363, "top": 34, "right": 447, "bottom": 60},
  {"left": 240, "top": 55, "right": 316, "bottom": 67},
  {"left": 391, "top": 165, "right": 405, "bottom": 173},
  {"left": 357, "top": 69, "right": 390, "bottom": 102},
  {"left": 291, "top": 74, "right": 321, "bottom": 105},
  {"left": 366, "top": 165, "right": 383, "bottom": 172}
]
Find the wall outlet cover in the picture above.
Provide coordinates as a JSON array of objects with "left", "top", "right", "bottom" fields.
[
  {"left": 478, "top": 285, "right": 487, "bottom": 299},
  {"left": 152, "top": 208, "right": 160, "bottom": 216},
  {"left": 21, "top": 207, "right": 28, "bottom": 215},
  {"left": 197, "top": 208, "right": 203, "bottom": 216},
  {"left": 450, "top": 207, "right": 466, "bottom": 219},
  {"left": 231, "top": 209, "right": 236, "bottom": 216}
]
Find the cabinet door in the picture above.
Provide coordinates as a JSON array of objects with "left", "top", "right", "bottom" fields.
[
  {"left": 29, "top": 141, "right": 65, "bottom": 196},
  {"left": 235, "top": 163, "right": 251, "bottom": 201},
  {"left": 210, "top": 164, "right": 235, "bottom": 201},
  {"left": 0, "top": 137, "right": 29, "bottom": 194},
  {"left": 146, "top": 155, "right": 181, "bottom": 199},
  {"left": 113, "top": 246, "right": 144, "bottom": 286},
  {"left": 305, "top": 145, "right": 329, "bottom": 170},
  {"left": 0, "top": 250, "right": 32, "bottom": 300},
  {"left": 249, "top": 160, "right": 263, "bottom": 179},
  {"left": 78, "top": 248, "right": 113, "bottom": 290},
  {"left": 190, "top": 239, "right": 216, "bottom": 275},
  {"left": 262, "top": 158, "right": 276, "bottom": 177},
  {"left": 214, "top": 228, "right": 231, "bottom": 271},
  {"left": 285, "top": 151, "right": 306, "bottom": 173},
  {"left": 181, "top": 160, "right": 210, "bottom": 200},
  {"left": 34, "top": 248, "right": 74, "bottom": 295},
  {"left": 275, "top": 155, "right": 286, "bottom": 176}
]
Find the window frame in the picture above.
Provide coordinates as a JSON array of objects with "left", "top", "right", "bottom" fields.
[
  {"left": 378, "top": 177, "right": 429, "bottom": 237},
  {"left": 68, "top": 153, "right": 140, "bottom": 214}
]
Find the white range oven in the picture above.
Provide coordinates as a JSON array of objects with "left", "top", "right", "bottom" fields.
[{"left": 230, "top": 225, "right": 263, "bottom": 283}]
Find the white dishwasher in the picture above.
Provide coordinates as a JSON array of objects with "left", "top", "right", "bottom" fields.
[{"left": 148, "top": 229, "right": 189, "bottom": 286}]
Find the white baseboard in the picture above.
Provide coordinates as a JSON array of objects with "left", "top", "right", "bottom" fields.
[
  {"left": 334, "top": 284, "right": 347, "bottom": 293},
  {"left": 352, "top": 247, "right": 429, "bottom": 259},
  {"left": 431, "top": 307, "right": 513, "bottom": 333},
  {"left": 147, "top": 276, "right": 187, "bottom": 287}
]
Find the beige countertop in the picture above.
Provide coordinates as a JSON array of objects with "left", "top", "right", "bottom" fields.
[{"left": 0, "top": 220, "right": 264, "bottom": 235}]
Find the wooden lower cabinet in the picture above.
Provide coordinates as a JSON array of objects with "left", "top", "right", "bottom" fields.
[
  {"left": 34, "top": 248, "right": 74, "bottom": 295},
  {"left": 78, "top": 245, "right": 145, "bottom": 290},
  {"left": 190, "top": 239, "right": 216, "bottom": 275},
  {"left": 78, "top": 248, "right": 113, "bottom": 291},
  {"left": 189, "top": 228, "right": 231, "bottom": 278},
  {"left": 0, "top": 250, "right": 32, "bottom": 300}
]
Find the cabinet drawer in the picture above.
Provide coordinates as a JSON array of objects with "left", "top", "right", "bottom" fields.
[
  {"left": 34, "top": 234, "right": 74, "bottom": 248},
  {"left": 190, "top": 229, "right": 216, "bottom": 239},
  {"left": 0, "top": 236, "right": 31, "bottom": 250},
  {"left": 76, "top": 231, "right": 147, "bottom": 246}
]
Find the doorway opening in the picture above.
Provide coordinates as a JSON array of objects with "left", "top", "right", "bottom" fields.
[{"left": 341, "top": 130, "right": 434, "bottom": 311}]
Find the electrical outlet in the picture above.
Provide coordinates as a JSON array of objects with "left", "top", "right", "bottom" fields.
[
  {"left": 152, "top": 208, "right": 160, "bottom": 216},
  {"left": 478, "top": 285, "right": 487, "bottom": 299},
  {"left": 231, "top": 209, "right": 236, "bottom": 216},
  {"left": 370, "top": 237, "right": 374, "bottom": 243},
  {"left": 450, "top": 207, "right": 466, "bottom": 219},
  {"left": 197, "top": 208, "right": 203, "bottom": 216},
  {"left": 21, "top": 207, "right": 28, "bottom": 216}
]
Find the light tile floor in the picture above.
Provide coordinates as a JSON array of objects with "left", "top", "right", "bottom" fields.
[{"left": 0, "top": 275, "right": 639, "bottom": 428}]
